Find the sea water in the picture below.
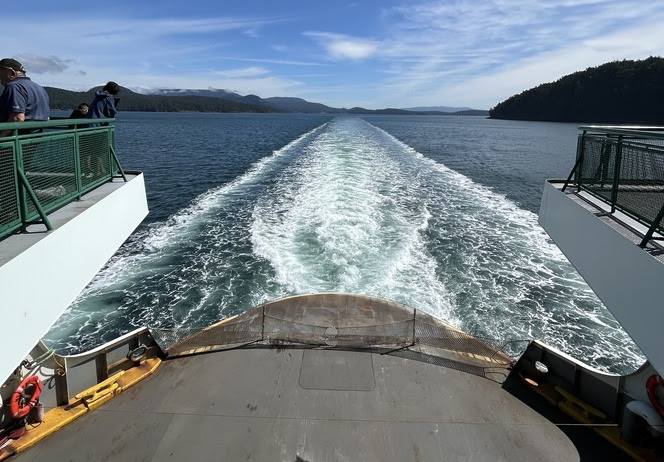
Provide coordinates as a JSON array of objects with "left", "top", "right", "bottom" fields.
[{"left": 44, "top": 113, "right": 644, "bottom": 374}]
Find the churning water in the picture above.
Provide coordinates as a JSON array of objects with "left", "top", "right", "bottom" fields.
[{"left": 44, "top": 114, "right": 644, "bottom": 374}]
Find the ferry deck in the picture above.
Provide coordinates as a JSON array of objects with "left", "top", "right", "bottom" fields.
[{"left": 2, "top": 121, "right": 664, "bottom": 461}]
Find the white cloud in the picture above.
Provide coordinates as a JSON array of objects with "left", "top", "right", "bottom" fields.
[
  {"left": 351, "top": 0, "right": 664, "bottom": 108},
  {"left": 243, "top": 28, "right": 260, "bottom": 38},
  {"left": 213, "top": 66, "right": 268, "bottom": 78},
  {"left": 133, "top": 17, "right": 283, "bottom": 35},
  {"left": 394, "top": 20, "right": 664, "bottom": 109},
  {"left": 305, "top": 32, "right": 379, "bottom": 60},
  {"left": 328, "top": 39, "right": 377, "bottom": 60},
  {"left": 4, "top": 1, "right": 664, "bottom": 109},
  {"left": 217, "top": 56, "right": 326, "bottom": 66},
  {"left": 14, "top": 54, "right": 71, "bottom": 74}
]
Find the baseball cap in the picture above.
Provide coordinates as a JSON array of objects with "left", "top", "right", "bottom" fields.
[{"left": 0, "top": 58, "right": 25, "bottom": 72}]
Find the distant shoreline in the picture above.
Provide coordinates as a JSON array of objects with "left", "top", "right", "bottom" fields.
[
  {"left": 43, "top": 85, "right": 488, "bottom": 117},
  {"left": 50, "top": 109, "right": 489, "bottom": 117}
]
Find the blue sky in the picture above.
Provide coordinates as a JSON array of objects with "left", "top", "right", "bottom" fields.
[{"left": 4, "top": 0, "right": 664, "bottom": 109}]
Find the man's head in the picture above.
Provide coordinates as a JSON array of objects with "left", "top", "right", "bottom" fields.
[
  {"left": 103, "top": 81, "right": 120, "bottom": 95},
  {"left": 78, "top": 103, "right": 89, "bottom": 114},
  {"left": 0, "top": 58, "right": 25, "bottom": 85}
]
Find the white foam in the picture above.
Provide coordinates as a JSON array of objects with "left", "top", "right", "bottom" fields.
[
  {"left": 47, "top": 116, "right": 644, "bottom": 372},
  {"left": 251, "top": 117, "right": 641, "bottom": 372}
]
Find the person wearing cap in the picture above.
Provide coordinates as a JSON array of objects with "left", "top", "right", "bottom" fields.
[{"left": 0, "top": 58, "right": 50, "bottom": 137}]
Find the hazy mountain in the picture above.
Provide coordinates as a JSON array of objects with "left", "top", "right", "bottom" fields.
[
  {"left": 151, "top": 88, "right": 266, "bottom": 106},
  {"left": 402, "top": 105, "right": 473, "bottom": 112},
  {"left": 453, "top": 109, "right": 490, "bottom": 116},
  {"left": 41, "top": 85, "right": 485, "bottom": 116},
  {"left": 149, "top": 89, "right": 486, "bottom": 115},
  {"left": 263, "top": 97, "right": 343, "bottom": 113}
]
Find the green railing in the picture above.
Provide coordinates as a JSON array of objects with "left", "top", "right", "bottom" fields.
[
  {"left": 563, "top": 126, "right": 664, "bottom": 247},
  {"left": 0, "top": 118, "right": 126, "bottom": 240}
]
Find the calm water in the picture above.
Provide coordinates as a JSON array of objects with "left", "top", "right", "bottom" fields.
[{"left": 44, "top": 112, "right": 644, "bottom": 374}]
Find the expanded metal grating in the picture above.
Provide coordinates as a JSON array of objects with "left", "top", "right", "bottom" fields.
[
  {"left": 264, "top": 314, "right": 329, "bottom": 344},
  {"left": 79, "top": 131, "right": 111, "bottom": 188},
  {"left": 391, "top": 349, "right": 488, "bottom": 377},
  {"left": 615, "top": 141, "right": 664, "bottom": 227},
  {"left": 0, "top": 144, "right": 19, "bottom": 234},
  {"left": 576, "top": 133, "right": 664, "bottom": 234},
  {"left": 153, "top": 318, "right": 262, "bottom": 357},
  {"left": 21, "top": 136, "right": 77, "bottom": 218},
  {"left": 335, "top": 320, "right": 413, "bottom": 348},
  {"left": 577, "top": 136, "right": 618, "bottom": 195},
  {"left": 0, "top": 121, "right": 119, "bottom": 239},
  {"left": 154, "top": 312, "right": 518, "bottom": 366},
  {"left": 416, "top": 321, "right": 501, "bottom": 357}
]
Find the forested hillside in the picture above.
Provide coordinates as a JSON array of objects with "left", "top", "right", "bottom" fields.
[
  {"left": 6, "top": 84, "right": 488, "bottom": 115},
  {"left": 489, "top": 57, "right": 664, "bottom": 124},
  {"left": 45, "top": 87, "right": 275, "bottom": 113}
]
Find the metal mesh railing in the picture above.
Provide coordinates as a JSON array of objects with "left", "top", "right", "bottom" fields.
[
  {"left": 416, "top": 321, "right": 500, "bottom": 357},
  {"left": 153, "top": 309, "right": 519, "bottom": 365},
  {"left": 569, "top": 127, "right": 664, "bottom": 246},
  {"left": 336, "top": 321, "right": 414, "bottom": 348},
  {"left": 22, "top": 135, "right": 77, "bottom": 218},
  {"left": 0, "top": 119, "right": 122, "bottom": 239},
  {"left": 80, "top": 130, "right": 114, "bottom": 188},
  {"left": 154, "top": 318, "right": 263, "bottom": 357},
  {"left": 0, "top": 143, "right": 19, "bottom": 235}
]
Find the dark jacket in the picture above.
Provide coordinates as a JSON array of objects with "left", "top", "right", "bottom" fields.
[
  {"left": 87, "top": 90, "right": 118, "bottom": 119},
  {"left": 69, "top": 109, "right": 87, "bottom": 119}
]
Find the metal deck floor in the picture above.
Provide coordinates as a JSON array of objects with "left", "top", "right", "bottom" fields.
[{"left": 13, "top": 346, "right": 583, "bottom": 462}]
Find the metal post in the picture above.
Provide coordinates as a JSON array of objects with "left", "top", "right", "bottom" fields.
[
  {"left": 74, "top": 126, "right": 82, "bottom": 199},
  {"left": 412, "top": 308, "right": 416, "bottom": 346},
  {"left": 563, "top": 131, "right": 586, "bottom": 192},
  {"left": 598, "top": 142, "right": 612, "bottom": 188},
  {"left": 261, "top": 305, "right": 266, "bottom": 341},
  {"left": 54, "top": 365, "right": 70, "bottom": 406},
  {"left": 640, "top": 204, "right": 664, "bottom": 248},
  {"left": 128, "top": 336, "right": 139, "bottom": 351},
  {"left": 610, "top": 135, "right": 623, "bottom": 213},
  {"left": 16, "top": 136, "right": 29, "bottom": 230},
  {"left": 109, "top": 138, "right": 127, "bottom": 182},
  {"left": 95, "top": 354, "right": 109, "bottom": 382},
  {"left": 17, "top": 169, "right": 53, "bottom": 231}
]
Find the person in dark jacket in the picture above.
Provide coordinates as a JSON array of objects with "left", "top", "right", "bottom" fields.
[
  {"left": 69, "top": 103, "right": 89, "bottom": 119},
  {"left": 85, "top": 82, "right": 119, "bottom": 176},
  {"left": 88, "top": 81, "right": 119, "bottom": 120}
]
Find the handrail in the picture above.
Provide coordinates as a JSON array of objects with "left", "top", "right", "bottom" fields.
[
  {"left": 0, "top": 118, "right": 124, "bottom": 240},
  {"left": 38, "top": 327, "right": 158, "bottom": 406},
  {"left": 566, "top": 126, "right": 664, "bottom": 247},
  {"left": 578, "top": 125, "right": 664, "bottom": 139},
  {"left": 0, "top": 117, "right": 115, "bottom": 131}
]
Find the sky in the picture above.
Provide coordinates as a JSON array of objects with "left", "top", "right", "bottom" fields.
[{"left": 3, "top": 0, "right": 664, "bottom": 110}]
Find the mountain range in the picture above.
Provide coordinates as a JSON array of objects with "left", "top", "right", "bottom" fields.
[
  {"left": 401, "top": 105, "right": 472, "bottom": 112},
  {"left": 144, "top": 88, "right": 487, "bottom": 115},
  {"left": 9, "top": 56, "right": 664, "bottom": 122},
  {"left": 43, "top": 85, "right": 488, "bottom": 116}
]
